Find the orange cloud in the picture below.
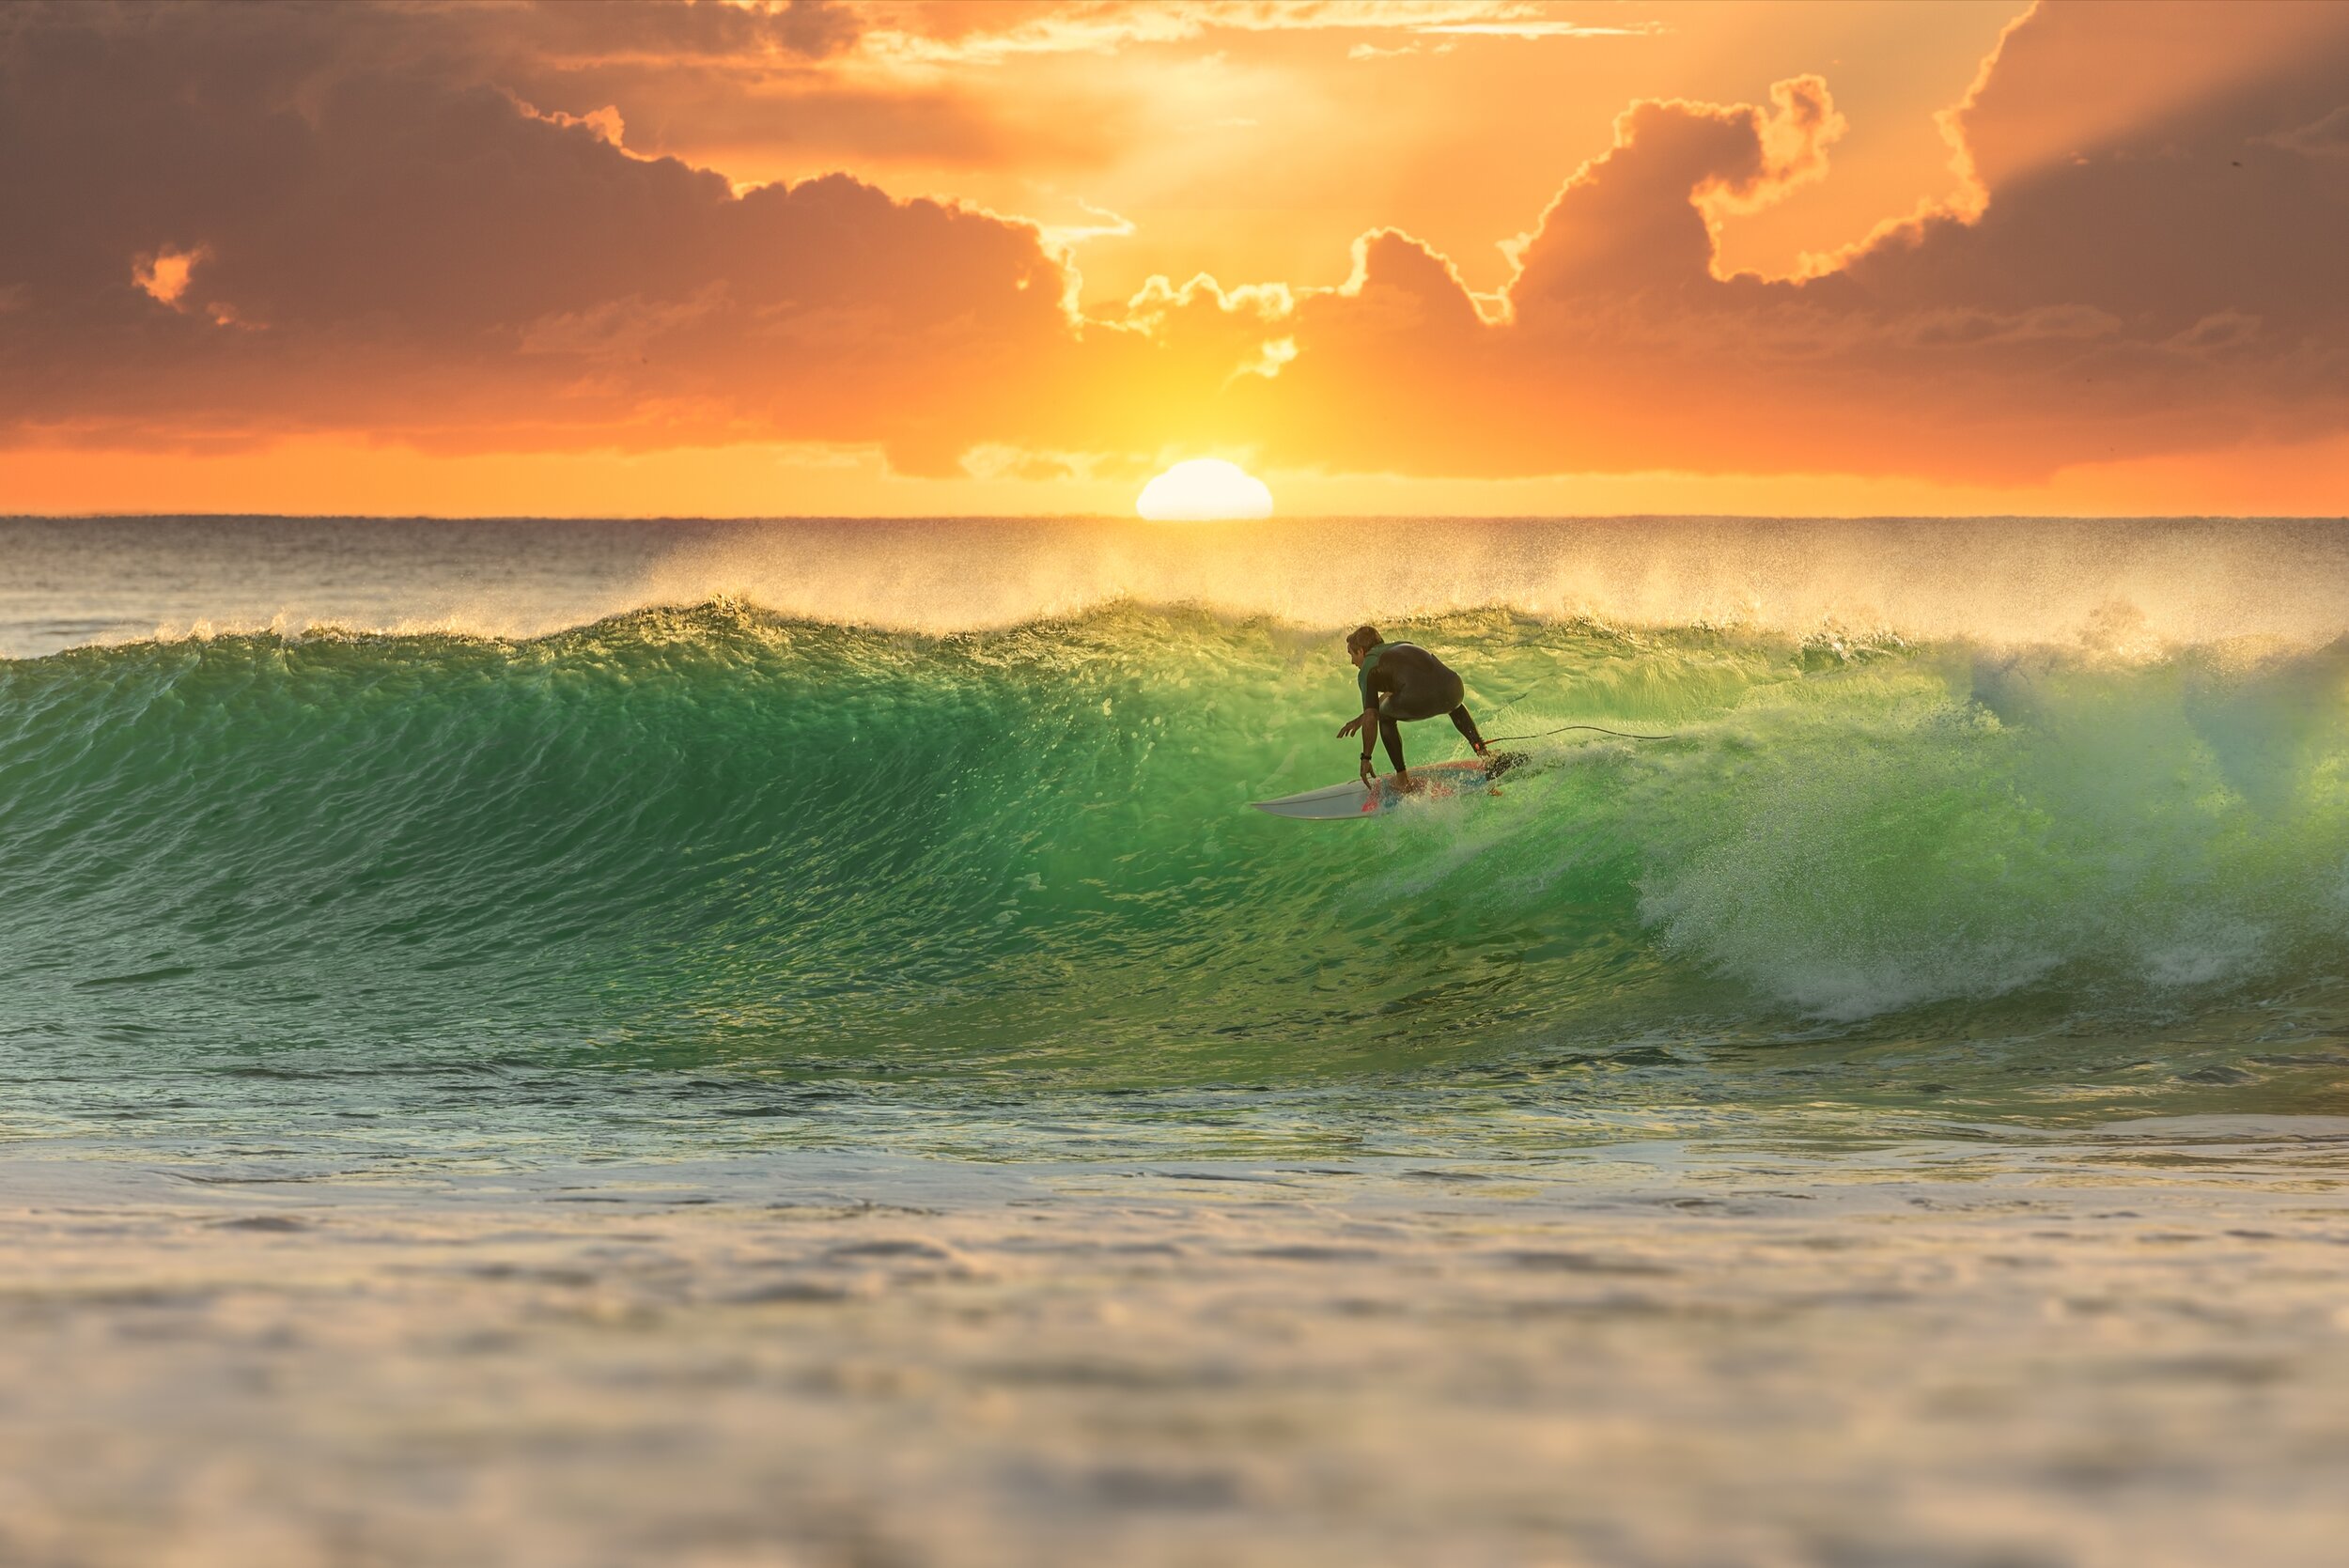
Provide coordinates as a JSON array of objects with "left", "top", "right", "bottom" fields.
[
  {"left": 855, "top": 2, "right": 1638, "bottom": 64},
  {"left": 3, "top": 0, "right": 2347, "bottom": 506},
  {"left": 1200, "top": 1, "right": 2349, "bottom": 483},
  {"left": 131, "top": 243, "right": 210, "bottom": 309}
]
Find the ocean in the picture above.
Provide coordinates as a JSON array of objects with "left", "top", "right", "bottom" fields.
[{"left": 4, "top": 515, "right": 2347, "bottom": 1566}]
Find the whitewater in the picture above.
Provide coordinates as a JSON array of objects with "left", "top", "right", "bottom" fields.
[{"left": 4, "top": 515, "right": 2348, "bottom": 1567}]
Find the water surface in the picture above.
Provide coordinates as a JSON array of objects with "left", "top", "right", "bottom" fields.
[{"left": 3, "top": 515, "right": 2345, "bottom": 1564}]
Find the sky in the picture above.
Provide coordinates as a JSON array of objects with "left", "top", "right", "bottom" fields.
[{"left": 2, "top": 0, "right": 2347, "bottom": 517}]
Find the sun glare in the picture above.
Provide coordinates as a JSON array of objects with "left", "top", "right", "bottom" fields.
[{"left": 1134, "top": 458, "right": 1274, "bottom": 521}]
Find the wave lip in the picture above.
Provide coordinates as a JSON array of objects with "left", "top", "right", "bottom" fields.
[{"left": 8, "top": 515, "right": 2349, "bottom": 660}]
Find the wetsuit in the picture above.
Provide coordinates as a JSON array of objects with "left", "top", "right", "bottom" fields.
[{"left": 1357, "top": 642, "right": 1486, "bottom": 771}]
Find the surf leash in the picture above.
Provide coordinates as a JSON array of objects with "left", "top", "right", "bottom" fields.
[{"left": 1482, "top": 722, "right": 1677, "bottom": 743}]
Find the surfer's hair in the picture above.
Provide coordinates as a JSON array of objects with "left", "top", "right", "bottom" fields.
[{"left": 1347, "top": 625, "right": 1381, "bottom": 652}]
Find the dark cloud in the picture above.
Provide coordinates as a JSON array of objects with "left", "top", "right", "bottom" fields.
[
  {"left": 0, "top": 1, "right": 1085, "bottom": 470},
  {"left": 1509, "top": 75, "right": 1843, "bottom": 306}
]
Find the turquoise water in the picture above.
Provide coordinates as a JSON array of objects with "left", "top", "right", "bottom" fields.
[{"left": 5, "top": 518, "right": 2346, "bottom": 1165}]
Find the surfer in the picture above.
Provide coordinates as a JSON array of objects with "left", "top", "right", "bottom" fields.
[{"left": 1338, "top": 626, "right": 1489, "bottom": 791}]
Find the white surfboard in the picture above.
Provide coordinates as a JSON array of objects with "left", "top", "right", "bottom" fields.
[{"left": 1251, "top": 757, "right": 1502, "bottom": 820}]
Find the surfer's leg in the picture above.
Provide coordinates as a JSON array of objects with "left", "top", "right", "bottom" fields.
[
  {"left": 1378, "top": 712, "right": 1407, "bottom": 772},
  {"left": 1447, "top": 705, "right": 1487, "bottom": 753}
]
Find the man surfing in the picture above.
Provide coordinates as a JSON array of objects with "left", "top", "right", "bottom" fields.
[{"left": 1338, "top": 626, "right": 1490, "bottom": 792}]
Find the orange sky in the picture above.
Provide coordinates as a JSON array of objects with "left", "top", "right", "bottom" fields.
[{"left": 2, "top": 0, "right": 2346, "bottom": 516}]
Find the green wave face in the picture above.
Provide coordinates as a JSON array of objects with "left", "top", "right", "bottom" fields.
[{"left": 5, "top": 602, "right": 2348, "bottom": 1150}]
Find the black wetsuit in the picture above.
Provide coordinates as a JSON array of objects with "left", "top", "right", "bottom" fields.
[{"left": 1357, "top": 642, "right": 1485, "bottom": 771}]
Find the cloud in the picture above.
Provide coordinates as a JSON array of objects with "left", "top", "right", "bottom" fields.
[
  {"left": 0, "top": 2, "right": 1083, "bottom": 473},
  {"left": 58, "top": 1, "right": 1083, "bottom": 177},
  {"left": 1034, "top": 199, "right": 1138, "bottom": 249},
  {"left": 132, "top": 244, "right": 210, "bottom": 310},
  {"left": 1949, "top": 0, "right": 2344, "bottom": 194},
  {"left": 2266, "top": 105, "right": 2349, "bottom": 159},
  {"left": 1195, "top": 2, "right": 2349, "bottom": 484},
  {"left": 858, "top": 1, "right": 1647, "bottom": 63},
  {"left": 1503, "top": 74, "right": 1845, "bottom": 303},
  {"left": 334, "top": 0, "right": 868, "bottom": 71},
  {"left": 1415, "top": 20, "right": 1664, "bottom": 40},
  {"left": 1346, "top": 40, "right": 1455, "bottom": 61},
  {"left": 5, "top": 0, "right": 2349, "bottom": 495}
]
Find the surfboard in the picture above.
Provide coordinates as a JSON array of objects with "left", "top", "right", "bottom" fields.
[{"left": 1251, "top": 755, "right": 1513, "bottom": 820}]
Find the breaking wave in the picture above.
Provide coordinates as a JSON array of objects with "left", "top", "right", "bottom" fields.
[{"left": 5, "top": 599, "right": 2345, "bottom": 1118}]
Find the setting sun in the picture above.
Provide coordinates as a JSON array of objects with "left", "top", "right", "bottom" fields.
[{"left": 1134, "top": 458, "right": 1274, "bottom": 521}]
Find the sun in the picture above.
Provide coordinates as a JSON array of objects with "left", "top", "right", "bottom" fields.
[{"left": 1134, "top": 458, "right": 1274, "bottom": 521}]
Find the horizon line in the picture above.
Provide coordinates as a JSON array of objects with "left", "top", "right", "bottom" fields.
[{"left": 6, "top": 511, "right": 2346, "bottom": 525}]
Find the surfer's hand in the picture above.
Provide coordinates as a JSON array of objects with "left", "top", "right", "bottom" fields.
[
  {"left": 1359, "top": 755, "right": 1377, "bottom": 789},
  {"left": 1338, "top": 716, "right": 1364, "bottom": 740}
]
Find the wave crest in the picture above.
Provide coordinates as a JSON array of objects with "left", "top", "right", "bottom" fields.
[{"left": 2, "top": 604, "right": 2344, "bottom": 1082}]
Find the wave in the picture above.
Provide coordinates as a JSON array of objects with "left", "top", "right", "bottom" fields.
[
  {"left": 10, "top": 515, "right": 2349, "bottom": 661},
  {"left": 5, "top": 599, "right": 2346, "bottom": 1110}
]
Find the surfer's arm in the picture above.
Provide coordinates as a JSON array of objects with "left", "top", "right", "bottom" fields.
[
  {"left": 1340, "top": 704, "right": 1381, "bottom": 787},
  {"left": 1338, "top": 692, "right": 1374, "bottom": 746},
  {"left": 1339, "top": 663, "right": 1379, "bottom": 741}
]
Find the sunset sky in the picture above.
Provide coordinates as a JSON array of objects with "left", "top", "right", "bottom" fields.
[{"left": 4, "top": 0, "right": 2347, "bottom": 516}]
